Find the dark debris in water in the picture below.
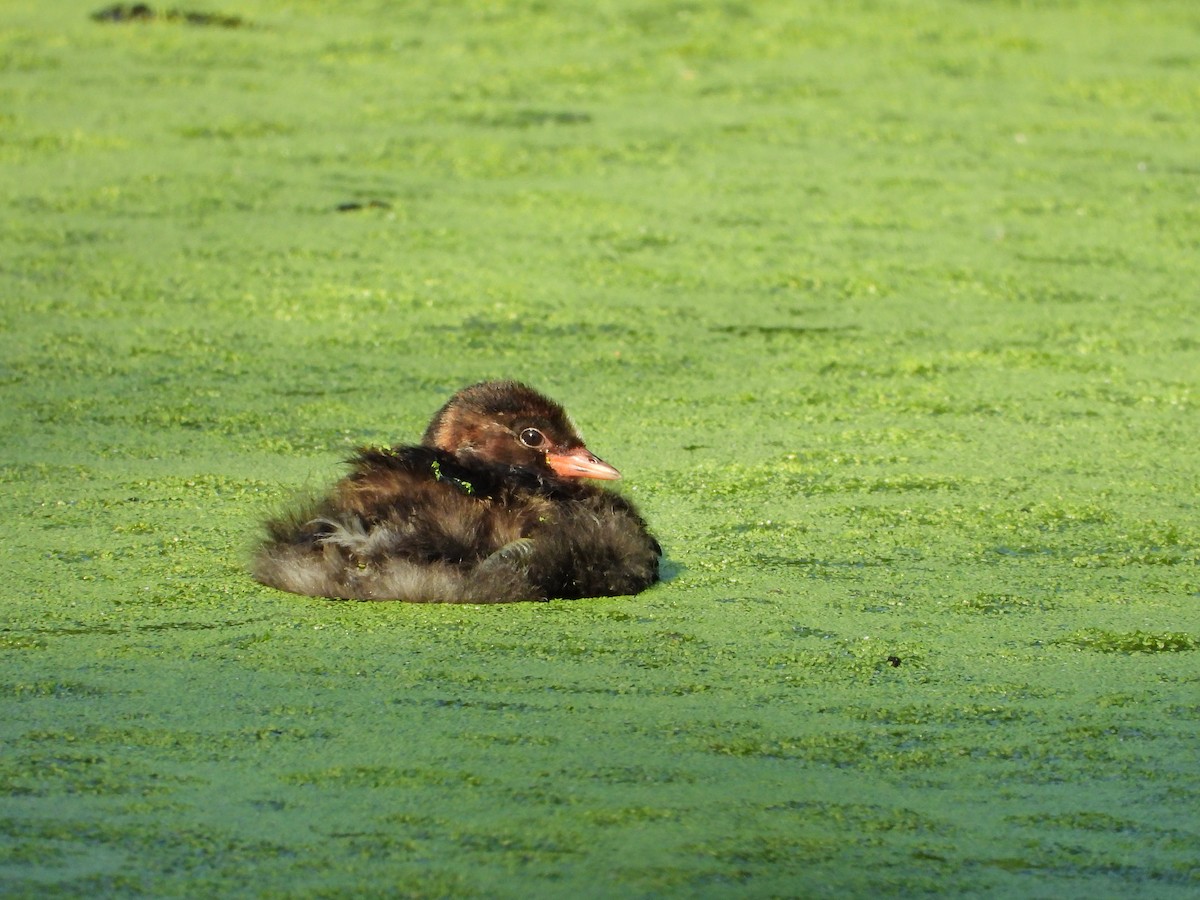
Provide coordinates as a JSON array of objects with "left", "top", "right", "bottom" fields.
[
  {"left": 335, "top": 200, "right": 392, "bottom": 213},
  {"left": 469, "top": 109, "right": 593, "bottom": 128},
  {"left": 91, "top": 4, "right": 246, "bottom": 27},
  {"left": 711, "top": 324, "right": 858, "bottom": 339}
]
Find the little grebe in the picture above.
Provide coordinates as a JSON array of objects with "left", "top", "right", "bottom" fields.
[{"left": 253, "top": 380, "right": 661, "bottom": 602}]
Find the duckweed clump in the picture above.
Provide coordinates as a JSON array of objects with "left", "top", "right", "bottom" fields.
[{"left": 1056, "top": 630, "right": 1197, "bottom": 654}]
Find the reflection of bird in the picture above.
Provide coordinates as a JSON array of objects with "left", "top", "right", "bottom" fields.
[{"left": 253, "top": 381, "right": 661, "bottom": 603}]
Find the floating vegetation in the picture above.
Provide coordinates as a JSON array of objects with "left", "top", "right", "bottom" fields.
[
  {"left": 688, "top": 833, "right": 841, "bottom": 866},
  {"left": 282, "top": 765, "right": 485, "bottom": 789},
  {"left": 0, "top": 635, "right": 47, "bottom": 651},
  {"left": 178, "top": 121, "right": 295, "bottom": 141},
  {"left": 1055, "top": 630, "right": 1197, "bottom": 654},
  {"left": 0, "top": 680, "right": 104, "bottom": 698},
  {"left": 956, "top": 592, "right": 1056, "bottom": 615},
  {"left": 707, "top": 731, "right": 949, "bottom": 771}
]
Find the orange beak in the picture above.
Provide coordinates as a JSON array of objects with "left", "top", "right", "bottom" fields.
[{"left": 545, "top": 448, "right": 622, "bottom": 480}]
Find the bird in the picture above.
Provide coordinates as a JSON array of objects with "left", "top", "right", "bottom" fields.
[{"left": 252, "top": 380, "right": 661, "bottom": 603}]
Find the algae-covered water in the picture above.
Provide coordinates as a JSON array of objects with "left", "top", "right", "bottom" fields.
[{"left": 2, "top": 1, "right": 1198, "bottom": 896}]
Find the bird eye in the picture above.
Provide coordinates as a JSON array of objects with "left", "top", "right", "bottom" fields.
[{"left": 519, "top": 428, "right": 546, "bottom": 449}]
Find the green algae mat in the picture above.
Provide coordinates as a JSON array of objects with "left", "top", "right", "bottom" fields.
[{"left": 2, "top": 1, "right": 1199, "bottom": 896}]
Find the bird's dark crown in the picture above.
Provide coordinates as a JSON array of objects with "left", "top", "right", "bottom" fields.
[{"left": 420, "top": 380, "right": 596, "bottom": 477}]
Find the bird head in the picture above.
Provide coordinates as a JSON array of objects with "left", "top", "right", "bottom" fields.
[{"left": 421, "top": 380, "right": 621, "bottom": 480}]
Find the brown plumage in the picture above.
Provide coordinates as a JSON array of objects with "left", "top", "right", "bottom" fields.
[{"left": 252, "top": 380, "right": 661, "bottom": 603}]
